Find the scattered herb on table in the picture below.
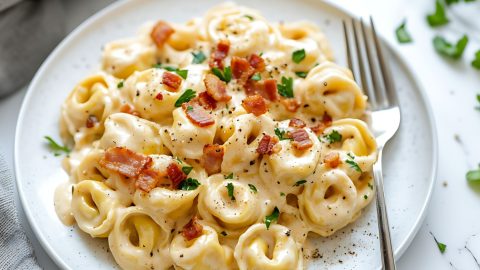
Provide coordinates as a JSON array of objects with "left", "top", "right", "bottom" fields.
[
  {"left": 395, "top": 20, "right": 413, "bottom": 43},
  {"left": 427, "top": 0, "right": 449, "bottom": 27}
]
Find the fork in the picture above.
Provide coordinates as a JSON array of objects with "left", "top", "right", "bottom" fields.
[{"left": 343, "top": 17, "right": 400, "bottom": 270}]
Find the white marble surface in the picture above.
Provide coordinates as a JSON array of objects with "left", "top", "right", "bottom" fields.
[{"left": 1, "top": 0, "right": 479, "bottom": 269}]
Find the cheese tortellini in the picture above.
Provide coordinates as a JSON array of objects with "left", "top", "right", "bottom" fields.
[{"left": 54, "top": 3, "right": 378, "bottom": 270}]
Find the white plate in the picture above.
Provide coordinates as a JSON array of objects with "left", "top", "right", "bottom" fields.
[{"left": 14, "top": 0, "right": 437, "bottom": 269}]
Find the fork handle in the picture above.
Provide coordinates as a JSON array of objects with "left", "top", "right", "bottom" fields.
[{"left": 373, "top": 148, "right": 396, "bottom": 270}]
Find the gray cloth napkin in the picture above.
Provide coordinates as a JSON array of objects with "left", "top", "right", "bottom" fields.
[
  {"left": 0, "top": 0, "right": 64, "bottom": 97},
  {"left": 0, "top": 154, "right": 41, "bottom": 270}
]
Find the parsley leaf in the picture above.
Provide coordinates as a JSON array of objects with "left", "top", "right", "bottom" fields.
[
  {"left": 265, "top": 207, "right": 280, "bottom": 229},
  {"left": 274, "top": 128, "right": 292, "bottom": 141},
  {"left": 368, "top": 182, "right": 374, "bottom": 190},
  {"left": 248, "top": 184, "right": 258, "bottom": 193},
  {"left": 395, "top": 20, "right": 412, "bottom": 43},
  {"left": 179, "top": 178, "right": 201, "bottom": 191},
  {"left": 191, "top": 51, "right": 207, "bottom": 64},
  {"left": 174, "top": 89, "right": 196, "bottom": 107},
  {"left": 212, "top": 66, "right": 232, "bottom": 83},
  {"left": 44, "top": 136, "right": 70, "bottom": 156},
  {"left": 466, "top": 167, "right": 480, "bottom": 182},
  {"left": 346, "top": 158, "right": 362, "bottom": 173},
  {"left": 292, "top": 49, "right": 306, "bottom": 63},
  {"left": 472, "top": 50, "right": 480, "bottom": 69},
  {"left": 117, "top": 81, "right": 124, "bottom": 89},
  {"left": 324, "top": 130, "right": 342, "bottom": 144},
  {"left": 430, "top": 232, "right": 447, "bottom": 253},
  {"left": 476, "top": 94, "right": 480, "bottom": 110},
  {"left": 427, "top": 0, "right": 449, "bottom": 27},
  {"left": 251, "top": 73, "right": 261, "bottom": 81},
  {"left": 364, "top": 194, "right": 368, "bottom": 200},
  {"left": 433, "top": 35, "right": 468, "bottom": 59},
  {"left": 224, "top": 173, "right": 234, "bottom": 179},
  {"left": 293, "top": 180, "right": 307, "bottom": 187},
  {"left": 280, "top": 192, "right": 285, "bottom": 196},
  {"left": 182, "top": 166, "right": 193, "bottom": 175},
  {"left": 226, "top": 182, "right": 235, "bottom": 201},
  {"left": 295, "top": 71, "right": 308, "bottom": 78},
  {"left": 244, "top": 15, "right": 254, "bottom": 21},
  {"left": 277, "top": 76, "right": 294, "bottom": 98},
  {"left": 175, "top": 69, "right": 188, "bottom": 79},
  {"left": 445, "top": 0, "right": 459, "bottom": 4}
]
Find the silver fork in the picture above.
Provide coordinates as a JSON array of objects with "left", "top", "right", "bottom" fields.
[{"left": 343, "top": 17, "right": 400, "bottom": 270}]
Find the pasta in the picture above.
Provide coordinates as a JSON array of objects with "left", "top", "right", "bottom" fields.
[{"left": 54, "top": 3, "right": 377, "bottom": 269}]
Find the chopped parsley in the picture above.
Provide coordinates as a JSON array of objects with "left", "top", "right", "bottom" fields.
[
  {"left": 324, "top": 130, "right": 342, "bottom": 144},
  {"left": 182, "top": 166, "right": 193, "bottom": 175},
  {"left": 212, "top": 66, "right": 232, "bottom": 83},
  {"left": 174, "top": 89, "right": 196, "bottom": 107},
  {"left": 191, "top": 51, "right": 207, "bottom": 64},
  {"left": 244, "top": 14, "right": 254, "bottom": 21},
  {"left": 364, "top": 194, "right": 368, "bottom": 200},
  {"left": 226, "top": 182, "right": 235, "bottom": 201},
  {"left": 395, "top": 20, "right": 412, "bottom": 43},
  {"left": 293, "top": 180, "right": 307, "bottom": 187},
  {"left": 175, "top": 69, "right": 188, "bottom": 79},
  {"left": 117, "top": 81, "right": 124, "bottom": 89},
  {"left": 280, "top": 192, "right": 285, "bottom": 196},
  {"left": 251, "top": 73, "right": 261, "bottom": 81},
  {"left": 277, "top": 76, "right": 294, "bottom": 98},
  {"left": 265, "top": 207, "right": 280, "bottom": 229},
  {"left": 248, "top": 184, "right": 258, "bottom": 193},
  {"left": 466, "top": 166, "right": 480, "bottom": 182},
  {"left": 224, "top": 173, "right": 234, "bottom": 179},
  {"left": 295, "top": 71, "right": 308, "bottom": 78},
  {"left": 179, "top": 178, "right": 201, "bottom": 191},
  {"left": 433, "top": 35, "right": 468, "bottom": 59},
  {"left": 292, "top": 49, "right": 306, "bottom": 63},
  {"left": 44, "top": 136, "right": 70, "bottom": 156},
  {"left": 368, "top": 182, "right": 374, "bottom": 190},
  {"left": 175, "top": 157, "right": 183, "bottom": 164},
  {"left": 430, "top": 232, "right": 447, "bottom": 253},
  {"left": 427, "top": 0, "right": 449, "bottom": 27},
  {"left": 274, "top": 128, "right": 292, "bottom": 141},
  {"left": 345, "top": 155, "right": 362, "bottom": 173},
  {"left": 476, "top": 94, "right": 480, "bottom": 110},
  {"left": 472, "top": 50, "right": 480, "bottom": 69}
]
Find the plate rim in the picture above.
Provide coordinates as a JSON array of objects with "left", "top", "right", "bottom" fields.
[{"left": 13, "top": 0, "right": 438, "bottom": 269}]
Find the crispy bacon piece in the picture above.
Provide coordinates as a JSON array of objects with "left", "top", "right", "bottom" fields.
[
  {"left": 182, "top": 216, "right": 203, "bottom": 241},
  {"left": 248, "top": 54, "right": 265, "bottom": 72},
  {"left": 310, "top": 114, "right": 333, "bottom": 134},
  {"left": 155, "top": 92, "right": 163, "bottom": 100},
  {"left": 162, "top": 71, "right": 182, "bottom": 91},
  {"left": 136, "top": 167, "right": 163, "bottom": 192},
  {"left": 289, "top": 118, "right": 306, "bottom": 128},
  {"left": 182, "top": 103, "right": 215, "bottom": 127},
  {"left": 204, "top": 73, "right": 231, "bottom": 102},
  {"left": 167, "top": 163, "right": 187, "bottom": 189},
  {"left": 291, "top": 129, "right": 313, "bottom": 150},
  {"left": 201, "top": 144, "right": 224, "bottom": 175},
  {"left": 209, "top": 40, "right": 230, "bottom": 69},
  {"left": 281, "top": 98, "right": 301, "bottom": 112},
  {"left": 150, "top": 21, "right": 174, "bottom": 48},
  {"left": 242, "top": 95, "right": 267, "bottom": 116},
  {"left": 231, "top": 56, "right": 255, "bottom": 84},
  {"left": 120, "top": 104, "right": 140, "bottom": 117},
  {"left": 99, "top": 147, "right": 152, "bottom": 178},
  {"left": 256, "top": 135, "right": 280, "bottom": 155},
  {"left": 324, "top": 152, "right": 340, "bottom": 168},
  {"left": 86, "top": 115, "right": 98, "bottom": 128},
  {"left": 197, "top": 91, "right": 217, "bottom": 110},
  {"left": 244, "top": 79, "right": 278, "bottom": 101}
]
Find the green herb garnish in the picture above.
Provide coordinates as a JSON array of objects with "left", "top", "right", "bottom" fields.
[
  {"left": 395, "top": 20, "right": 412, "bottom": 43},
  {"left": 277, "top": 76, "right": 294, "bottom": 98},
  {"left": 346, "top": 159, "right": 362, "bottom": 172},
  {"left": 433, "top": 35, "right": 468, "bottom": 59},
  {"left": 212, "top": 66, "right": 232, "bottom": 83},
  {"left": 226, "top": 182, "right": 235, "bottom": 201},
  {"left": 224, "top": 173, "right": 234, "bottom": 179},
  {"left": 44, "top": 136, "right": 70, "bottom": 156},
  {"left": 472, "top": 50, "right": 480, "bottom": 69},
  {"left": 467, "top": 167, "right": 480, "bottom": 182},
  {"left": 427, "top": 0, "right": 449, "bottom": 27},
  {"left": 280, "top": 192, "right": 285, "bottom": 196},
  {"left": 182, "top": 166, "right": 193, "bottom": 175},
  {"left": 265, "top": 207, "right": 280, "bottom": 229},
  {"left": 191, "top": 51, "right": 207, "bottom": 64},
  {"left": 292, "top": 49, "right": 306, "bottom": 63},
  {"left": 368, "top": 182, "right": 374, "bottom": 190},
  {"left": 251, "top": 73, "right": 261, "bottom": 81},
  {"left": 244, "top": 15, "right": 254, "bottom": 21},
  {"left": 476, "top": 94, "right": 480, "bottom": 110},
  {"left": 324, "top": 130, "right": 342, "bottom": 144},
  {"left": 175, "top": 69, "right": 188, "bottom": 79},
  {"left": 179, "top": 178, "right": 201, "bottom": 191},
  {"left": 295, "top": 71, "right": 308, "bottom": 78},
  {"left": 175, "top": 89, "right": 196, "bottom": 107},
  {"left": 117, "top": 81, "right": 124, "bottom": 89},
  {"left": 293, "top": 180, "right": 307, "bottom": 187},
  {"left": 364, "top": 195, "right": 368, "bottom": 200},
  {"left": 248, "top": 184, "right": 258, "bottom": 193},
  {"left": 274, "top": 128, "right": 292, "bottom": 141},
  {"left": 430, "top": 232, "right": 447, "bottom": 253}
]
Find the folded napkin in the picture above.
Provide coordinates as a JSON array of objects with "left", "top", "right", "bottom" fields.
[
  {"left": 0, "top": 154, "right": 41, "bottom": 270},
  {"left": 0, "top": 0, "right": 64, "bottom": 97}
]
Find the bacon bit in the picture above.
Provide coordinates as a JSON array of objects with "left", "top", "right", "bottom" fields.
[
  {"left": 204, "top": 73, "right": 231, "bottom": 102},
  {"left": 86, "top": 115, "right": 98, "bottom": 128},
  {"left": 155, "top": 92, "right": 163, "bottom": 100},
  {"left": 248, "top": 54, "right": 265, "bottom": 72},
  {"left": 289, "top": 118, "right": 306, "bottom": 128},
  {"left": 167, "top": 163, "right": 187, "bottom": 189},
  {"left": 256, "top": 135, "right": 280, "bottom": 155},
  {"left": 242, "top": 95, "right": 267, "bottom": 116},
  {"left": 291, "top": 129, "right": 313, "bottom": 150},
  {"left": 281, "top": 98, "right": 301, "bottom": 112},
  {"left": 99, "top": 147, "right": 152, "bottom": 178},
  {"left": 324, "top": 152, "right": 340, "bottom": 168},
  {"left": 209, "top": 40, "right": 230, "bottom": 69},
  {"left": 197, "top": 91, "right": 217, "bottom": 110},
  {"left": 162, "top": 71, "right": 182, "bottom": 91},
  {"left": 244, "top": 79, "right": 278, "bottom": 101},
  {"left": 182, "top": 216, "right": 203, "bottom": 241},
  {"left": 136, "top": 167, "right": 163, "bottom": 192},
  {"left": 120, "top": 104, "right": 140, "bottom": 117},
  {"left": 310, "top": 114, "right": 333, "bottom": 134},
  {"left": 150, "top": 21, "right": 174, "bottom": 48},
  {"left": 201, "top": 144, "right": 224, "bottom": 175},
  {"left": 231, "top": 56, "right": 255, "bottom": 84},
  {"left": 182, "top": 103, "right": 215, "bottom": 127}
]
